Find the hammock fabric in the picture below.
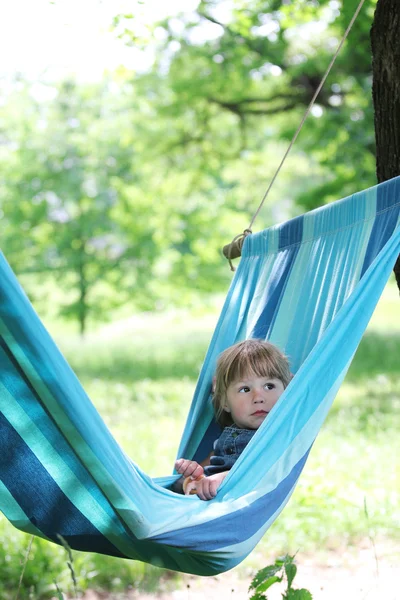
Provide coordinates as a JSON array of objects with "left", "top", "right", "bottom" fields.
[{"left": 0, "top": 177, "right": 399, "bottom": 576}]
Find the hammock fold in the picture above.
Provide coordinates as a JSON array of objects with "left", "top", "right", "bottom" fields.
[{"left": 1, "top": 176, "right": 399, "bottom": 575}]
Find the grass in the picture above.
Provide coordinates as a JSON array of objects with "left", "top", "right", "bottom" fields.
[{"left": 0, "top": 282, "right": 399, "bottom": 598}]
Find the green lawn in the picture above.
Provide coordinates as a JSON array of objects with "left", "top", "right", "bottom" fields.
[{"left": 0, "top": 282, "right": 399, "bottom": 598}]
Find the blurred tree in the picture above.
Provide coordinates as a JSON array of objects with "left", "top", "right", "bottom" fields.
[
  {"left": 113, "top": 0, "right": 378, "bottom": 214},
  {"left": 0, "top": 78, "right": 157, "bottom": 334},
  {"left": 0, "top": 76, "right": 258, "bottom": 330}
]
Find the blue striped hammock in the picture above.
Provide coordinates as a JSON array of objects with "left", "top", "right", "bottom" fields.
[{"left": 0, "top": 177, "right": 399, "bottom": 576}]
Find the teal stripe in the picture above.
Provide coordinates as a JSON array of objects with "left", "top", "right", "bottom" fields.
[
  {"left": 283, "top": 217, "right": 374, "bottom": 372},
  {"left": 268, "top": 240, "right": 315, "bottom": 355},
  {"left": 0, "top": 480, "right": 50, "bottom": 539}
]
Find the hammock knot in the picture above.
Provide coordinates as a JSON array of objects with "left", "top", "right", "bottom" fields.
[{"left": 223, "top": 229, "right": 252, "bottom": 271}]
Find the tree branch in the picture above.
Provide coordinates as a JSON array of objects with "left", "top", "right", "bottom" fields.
[
  {"left": 209, "top": 97, "right": 300, "bottom": 116},
  {"left": 197, "top": 1, "right": 285, "bottom": 65},
  {"left": 240, "top": 102, "right": 300, "bottom": 115}
]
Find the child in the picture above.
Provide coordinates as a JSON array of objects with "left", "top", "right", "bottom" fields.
[{"left": 174, "top": 339, "right": 291, "bottom": 500}]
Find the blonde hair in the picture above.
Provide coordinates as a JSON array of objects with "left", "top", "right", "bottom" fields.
[{"left": 212, "top": 339, "right": 291, "bottom": 427}]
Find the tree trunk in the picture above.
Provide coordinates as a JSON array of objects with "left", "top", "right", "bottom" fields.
[{"left": 370, "top": 0, "right": 400, "bottom": 291}]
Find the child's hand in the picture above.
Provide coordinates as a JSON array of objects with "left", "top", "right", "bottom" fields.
[
  {"left": 175, "top": 458, "right": 204, "bottom": 481},
  {"left": 189, "top": 471, "right": 229, "bottom": 501}
]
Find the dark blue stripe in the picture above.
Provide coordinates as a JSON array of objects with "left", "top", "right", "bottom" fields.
[
  {"left": 251, "top": 216, "right": 304, "bottom": 339},
  {"left": 278, "top": 214, "right": 304, "bottom": 250},
  {"left": 361, "top": 177, "right": 400, "bottom": 277},
  {"left": 150, "top": 449, "right": 310, "bottom": 551},
  {"left": 0, "top": 411, "right": 125, "bottom": 557}
]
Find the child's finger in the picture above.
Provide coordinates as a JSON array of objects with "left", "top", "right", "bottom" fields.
[
  {"left": 174, "top": 458, "right": 190, "bottom": 474},
  {"left": 196, "top": 478, "right": 212, "bottom": 501},
  {"left": 189, "top": 464, "right": 204, "bottom": 480},
  {"left": 174, "top": 458, "right": 184, "bottom": 470},
  {"left": 207, "top": 478, "right": 219, "bottom": 499},
  {"left": 196, "top": 477, "right": 219, "bottom": 501},
  {"left": 176, "top": 459, "right": 202, "bottom": 478}
]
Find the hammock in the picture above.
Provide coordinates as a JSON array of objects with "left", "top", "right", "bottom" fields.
[{"left": 0, "top": 176, "right": 399, "bottom": 576}]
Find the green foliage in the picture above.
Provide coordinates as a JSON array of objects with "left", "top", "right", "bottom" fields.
[
  {"left": 249, "top": 563, "right": 283, "bottom": 590},
  {"left": 249, "top": 554, "right": 312, "bottom": 600},
  {"left": 0, "top": 78, "right": 142, "bottom": 333},
  {"left": 285, "top": 591, "right": 313, "bottom": 600},
  {"left": 285, "top": 561, "right": 297, "bottom": 588},
  {"left": 15, "top": 535, "right": 34, "bottom": 600},
  {"left": 115, "top": 0, "right": 378, "bottom": 211},
  {"left": 0, "top": 76, "right": 237, "bottom": 332},
  {"left": 56, "top": 535, "right": 78, "bottom": 599},
  {"left": 53, "top": 584, "right": 64, "bottom": 600}
]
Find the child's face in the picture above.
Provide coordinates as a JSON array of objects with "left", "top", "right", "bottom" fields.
[{"left": 223, "top": 373, "right": 285, "bottom": 429}]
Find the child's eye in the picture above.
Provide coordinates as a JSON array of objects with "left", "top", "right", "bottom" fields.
[
  {"left": 238, "top": 386, "right": 250, "bottom": 393},
  {"left": 264, "top": 383, "right": 275, "bottom": 390}
]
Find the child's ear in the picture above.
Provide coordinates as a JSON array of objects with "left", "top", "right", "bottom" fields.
[
  {"left": 223, "top": 403, "right": 231, "bottom": 413},
  {"left": 211, "top": 376, "right": 216, "bottom": 393}
]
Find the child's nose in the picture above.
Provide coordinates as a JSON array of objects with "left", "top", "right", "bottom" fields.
[{"left": 253, "top": 387, "right": 266, "bottom": 401}]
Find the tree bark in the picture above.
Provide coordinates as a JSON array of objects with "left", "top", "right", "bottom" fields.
[{"left": 371, "top": 0, "right": 400, "bottom": 291}]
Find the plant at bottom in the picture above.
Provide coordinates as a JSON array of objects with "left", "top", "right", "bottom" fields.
[{"left": 249, "top": 554, "right": 312, "bottom": 600}]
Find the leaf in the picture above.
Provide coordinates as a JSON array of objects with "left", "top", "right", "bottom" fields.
[
  {"left": 256, "top": 575, "right": 282, "bottom": 593},
  {"left": 364, "top": 496, "right": 370, "bottom": 519},
  {"left": 276, "top": 554, "right": 293, "bottom": 566},
  {"left": 284, "top": 588, "right": 313, "bottom": 600},
  {"left": 285, "top": 562, "right": 297, "bottom": 588},
  {"left": 249, "top": 564, "right": 283, "bottom": 590},
  {"left": 249, "top": 593, "right": 268, "bottom": 600}
]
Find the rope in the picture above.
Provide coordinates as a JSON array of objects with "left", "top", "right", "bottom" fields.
[
  {"left": 224, "top": 229, "right": 252, "bottom": 271},
  {"left": 224, "top": 0, "right": 367, "bottom": 268}
]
